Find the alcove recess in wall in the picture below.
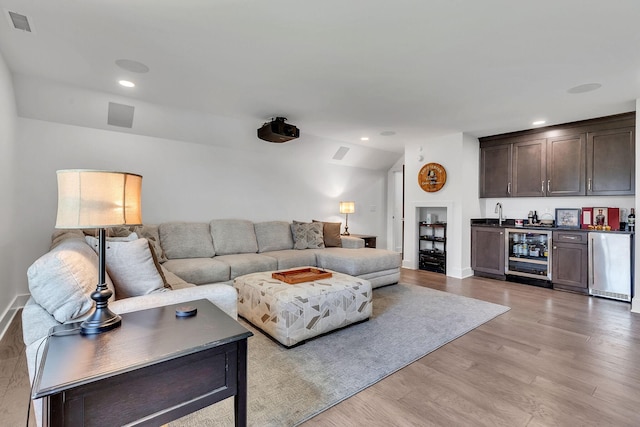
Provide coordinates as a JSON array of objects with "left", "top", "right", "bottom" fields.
[{"left": 418, "top": 207, "right": 447, "bottom": 274}]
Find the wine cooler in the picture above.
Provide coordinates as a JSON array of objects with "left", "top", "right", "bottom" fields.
[{"left": 505, "top": 228, "right": 552, "bottom": 280}]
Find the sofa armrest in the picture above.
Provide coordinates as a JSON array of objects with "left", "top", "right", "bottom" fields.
[
  {"left": 22, "top": 298, "right": 61, "bottom": 347},
  {"left": 110, "top": 283, "right": 238, "bottom": 319},
  {"left": 340, "top": 236, "right": 365, "bottom": 249}
]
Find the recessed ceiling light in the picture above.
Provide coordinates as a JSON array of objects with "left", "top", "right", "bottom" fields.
[
  {"left": 380, "top": 131, "right": 396, "bottom": 136},
  {"left": 118, "top": 80, "right": 135, "bottom": 88},
  {"left": 360, "top": 137, "right": 369, "bottom": 141},
  {"left": 532, "top": 120, "right": 546, "bottom": 126},
  {"left": 567, "top": 83, "right": 602, "bottom": 94},
  {"left": 115, "top": 59, "right": 150, "bottom": 73}
]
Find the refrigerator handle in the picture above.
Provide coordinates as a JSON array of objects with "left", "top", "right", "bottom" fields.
[{"left": 587, "top": 233, "right": 593, "bottom": 287}]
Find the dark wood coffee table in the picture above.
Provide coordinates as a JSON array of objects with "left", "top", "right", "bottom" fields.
[{"left": 33, "top": 299, "right": 252, "bottom": 427}]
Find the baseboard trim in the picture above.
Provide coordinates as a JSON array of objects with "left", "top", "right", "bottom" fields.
[{"left": 0, "top": 293, "right": 30, "bottom": 342}]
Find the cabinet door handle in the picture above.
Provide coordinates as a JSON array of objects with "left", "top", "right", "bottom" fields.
[
  {"left": 507, "top": 182, "right": 511, "bottom": 195},
  {"left": 541, "top": 180, "right": 544, "bottom": 193},
  {"left": 588, "top": 178, "right": 592, "bottom": 191},
  {"left": 548, "top": 180, "right": 551, "bottom": 193}
]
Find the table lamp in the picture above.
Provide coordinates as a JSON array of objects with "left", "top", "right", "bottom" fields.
[
  {"left": 339, "top": 201, "right": 355, "bottom": 236},
  {"left": 55, "top": 169, "right": 143, "bottom": 334}
]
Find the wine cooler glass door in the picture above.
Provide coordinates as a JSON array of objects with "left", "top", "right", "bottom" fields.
[{"left": 505, "top": 229, "right": 551, "bottom": 280}]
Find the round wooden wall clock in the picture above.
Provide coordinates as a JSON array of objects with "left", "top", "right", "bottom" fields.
[{"left": 418, "top": 162, "right": 447, "bottom": 192}]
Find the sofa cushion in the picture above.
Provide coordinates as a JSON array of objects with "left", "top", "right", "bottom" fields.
[
  {"left": 159, "top": 222, "right": 215, "bottom": 259},
  {"left": 210, "top": 219, "right": 259, "bottom": 255},
  {"left": 261, "top": 249, "right": 318, "bottom": 270},
  {"left": 215, "top": 254, "right": 278, "bottom": 279},
  {"left": 291, "top": 221, "right": 325, "bottom": 250},
  {"left": 27, "top": 238, "right": 116, "bottom": 323},
  {"left": 85, "top": 236, "right": 168, "bottom": 299},
  {"left": 160, "top": 265, "right": 194, "bottom": 290},
  {"left": 254, "top": 221, "right": 294, "bottom": 253},
  {"left": 315, "top": 248, "right": 402, "bottom": 276},
  {"left": 163, "top": 258, "right": 230, "bottom": 285},
  {"left": 313, "top": 220, "right": 342, "bottom": 247}
]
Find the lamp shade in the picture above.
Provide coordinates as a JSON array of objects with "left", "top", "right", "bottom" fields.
[
  {"left": 339, "top": 201, "right": 355, "bottom": 214},
  {"left": 55, "top": 170, "right": 143, "bottom": 228}
]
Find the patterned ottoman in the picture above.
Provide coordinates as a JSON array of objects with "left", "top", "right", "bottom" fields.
[{"left": 234, "top": 268, "right": 372, "bottom": 347}]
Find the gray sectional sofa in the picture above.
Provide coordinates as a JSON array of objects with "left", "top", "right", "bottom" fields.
[
  {"left": 159, "top": 219, "right": 402, "bottom": 288},
  {"left": 22, "top": 218, "right": 401, "bottom": 426}
]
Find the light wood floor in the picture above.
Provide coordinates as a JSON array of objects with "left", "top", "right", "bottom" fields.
[
  {"left": 302, "top": 269, "right": 640, "bottom": 427},
  {"left": 2, "top": 269, "right": 639, "bottom": 426}
]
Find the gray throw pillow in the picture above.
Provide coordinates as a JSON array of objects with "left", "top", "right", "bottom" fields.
[
  {"left": 291, "top": 221, "right": 325, "bottom": 250},
  {"left": 85, "top": 236, "right": 167, "bottom": 299},
  {"left": 134, "top": 224, "right": 168, "bottom": 263}
]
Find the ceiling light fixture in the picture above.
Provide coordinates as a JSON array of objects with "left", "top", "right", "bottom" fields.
[
  {"left": 360, "top": 137, "right": 369, "bottom": 141},
  {"left": 380, "top": 131, "right": 396, "bottom": 136},
  {"left": 115, "top": 59, "right": 150, "bottom": 74},
  {"left": 118, "top": 80, "right": 135, "bottom": 88},
  {"left": 532, "top": 120, "right": 546, "bottom": 126},
  {"left": 567, "top": 83, "right": 602, "bottom": 94}
]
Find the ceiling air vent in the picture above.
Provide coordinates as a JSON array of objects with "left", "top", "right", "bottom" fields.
[
  {"left": 8, "top": 11, "right": 32, "bottom": 32},
  {"left": 107, "top": 102, "right": 135, "bottom": 128},
  {"left": 332, "top": 146, "right": 350, "bottom": 160}
]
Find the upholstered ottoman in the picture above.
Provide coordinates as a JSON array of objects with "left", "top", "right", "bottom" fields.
[{"left": 234, "top": 268, "right": 372, "bottom": 347}]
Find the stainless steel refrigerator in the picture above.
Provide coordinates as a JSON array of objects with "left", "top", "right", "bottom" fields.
[{"left": 588, "top": 232, "right": 633, "bottom": 302}]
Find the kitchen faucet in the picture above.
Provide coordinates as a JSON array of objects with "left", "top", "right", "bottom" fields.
[{"left": 495, "top": 202, "right": 503, "bottom": 226}]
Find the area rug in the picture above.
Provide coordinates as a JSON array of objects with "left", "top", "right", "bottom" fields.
[{"left": 171, "top": 283, "right": 510, "bottom": 427}]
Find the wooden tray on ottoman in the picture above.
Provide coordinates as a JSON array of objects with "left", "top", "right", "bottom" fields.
[{"left": 272, "top": 268, "right": 333, "bottom": 284}]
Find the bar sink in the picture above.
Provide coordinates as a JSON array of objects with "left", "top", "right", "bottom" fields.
[{"left": 470, "top": 218, "right": 515, "bottom": 227}]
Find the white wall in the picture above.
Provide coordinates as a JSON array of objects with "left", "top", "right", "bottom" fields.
[
  {"left": 634, "top": 98, "right": 640, "bottom": 314},
  {"left": 386, "top": 156, "right": 404, "bottom": 251},
  {"left": 479, "top": 197, "right": 635, "bottom": 224},
  {"left": 0, "top": 51, "right": 19, "bottom": 330},
  {"left": 404, "top": 133, "right": 481, "bottom": 278},
  {"left": 12, "top": 118, "right": 389, "bottom": 297}
]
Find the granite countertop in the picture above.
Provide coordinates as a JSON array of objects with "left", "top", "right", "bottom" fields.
[{"left": 470, "top": 218, "right": 634, "bottom": 234}]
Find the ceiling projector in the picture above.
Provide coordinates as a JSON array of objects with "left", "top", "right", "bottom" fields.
[{"left": 257, "top": 117, "right": 300, "bottom": 143}]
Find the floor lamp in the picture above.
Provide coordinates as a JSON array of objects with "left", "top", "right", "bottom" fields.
[
  {"left": 340, "top": 201, "right": 355, "bottom": 236},
  {"left": 55, "top": 169, "right": 143, "bottom": 335}
]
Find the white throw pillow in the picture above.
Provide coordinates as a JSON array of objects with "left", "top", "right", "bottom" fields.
[
  {"left": 85, "top": 236, "right": 168, "bottom": 299},
  {"left": 27, "top": 238, "right": 116, "bottom": 323}
]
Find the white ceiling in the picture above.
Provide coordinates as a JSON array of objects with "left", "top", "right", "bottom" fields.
[{"left": 1, "top": 0, "right": 639, "bottom": 157}]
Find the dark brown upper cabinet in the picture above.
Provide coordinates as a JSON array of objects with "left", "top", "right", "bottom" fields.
[
  {"left": 586, "top": 127, "right": 635, "bottom": 196},
  {"left": 512, "top": 138, "right": 546, "bottom": 197},
  {"left": 546, "top": 133, "right": 586, "bottom": 196},
  {"left": 479, "top": 144, "right": 512, "bottom": 197},
  {"left": 479, "top": 112, "right": 634, "bottom": 198}
]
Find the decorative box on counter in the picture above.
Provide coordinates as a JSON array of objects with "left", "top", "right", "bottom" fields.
[{"left": 581, "top": 207, "right": 621, "bottom": 230}]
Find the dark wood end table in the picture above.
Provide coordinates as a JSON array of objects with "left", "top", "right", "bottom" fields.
[
  {"left": 33, "top": 299, "right": 253, "bottom": 427},
  {"left": 350, "top": 234, "right": 377, "bottom": 248}
]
